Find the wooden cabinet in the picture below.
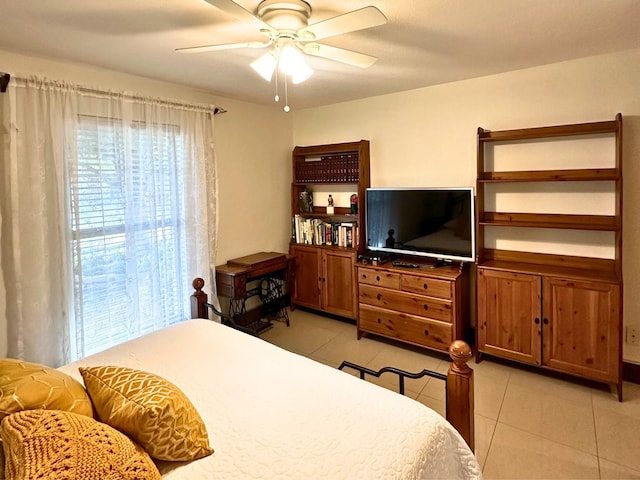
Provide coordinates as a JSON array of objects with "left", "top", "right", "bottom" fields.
[
  {"left": 357, "top": 261, "right": 469, "bottom": 353},
  {"left": 289, "top": 140, "right": 369, "bottom": 320},
  {"left": 475, "top": 115, "right": 623, "bottom": 399},
  {"left": 290, "top": 245, "right": 357, "bottom": 319},
  {"left": 477, "top": 269, "right": 541, "bottom": 366},
  {"left": 543, "top": 277, "right": 620, "bottom": 383},
  {"left": 477, "top": 268, "right": 620, "bottom": 384}
]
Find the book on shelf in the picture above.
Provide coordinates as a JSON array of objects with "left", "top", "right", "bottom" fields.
[{"left": 292, "top": 215, "right": 358, "bottom": 248}]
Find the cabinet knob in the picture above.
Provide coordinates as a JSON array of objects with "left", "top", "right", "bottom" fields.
[
  {"left": 423, "top": 304, "right": 429, "bottom": 311},
  {"left": 423, "top": 283, "right": 429, "bottom": 290},
  {"left": 534, "top": 317, "right": 540, "bottom": 324},
  {"left": 543, "top": 318, "right": 549, "bottom": 325}
]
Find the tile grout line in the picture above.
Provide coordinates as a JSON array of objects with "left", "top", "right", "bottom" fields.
[{"left": 480, "top": 369, "right": 511, "bottom": 472}]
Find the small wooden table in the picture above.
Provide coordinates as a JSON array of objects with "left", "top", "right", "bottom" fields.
[{"left": 216, "top": 252, "right": 295, "bottom": 331}]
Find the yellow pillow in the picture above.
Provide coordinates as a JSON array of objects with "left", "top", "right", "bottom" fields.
[
  {"left": 1, "top": 409, "right": 161, "bottom": 480},
  {"left": 79, "top": 365, "right": 213, "bottom": 461},
  {"left": 0, "top": 358, "right": 93, "bottom": 421}
]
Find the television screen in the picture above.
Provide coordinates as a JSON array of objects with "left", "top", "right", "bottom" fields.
[{"left": 366, "top": 187, "right": 475, "bottom": 263}]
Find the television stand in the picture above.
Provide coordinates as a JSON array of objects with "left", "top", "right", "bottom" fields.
[{"left": 356, "top": 259, "right": 470, "bottom": 354}]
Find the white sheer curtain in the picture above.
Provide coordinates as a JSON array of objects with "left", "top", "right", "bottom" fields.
[{"left": 1, "top": 76, "right": 217, "bottom": 366}]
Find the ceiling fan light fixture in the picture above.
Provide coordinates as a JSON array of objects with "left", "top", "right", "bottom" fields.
[
  {"left": 278, "top": 44, "right": 313, "bottom": 83},
  {"left": 291, "top": 61, "right": 313, "bottom": 84},
  {"left": 250, "top": 51, "right": 277, "bottom": 81},
  {"left": 278, "top": 44, "right": 302, "bottom": 74}
]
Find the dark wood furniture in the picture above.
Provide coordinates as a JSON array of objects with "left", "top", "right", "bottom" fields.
[
  {"left": 213, "top": 252, "right": 295, "bottom": 331},
  {"left": 356, "top": 259, "right": 470, "bottom": 353},
  {"left": 289, "top": 140, "right": 370, "bottom": 320},
  {"left": 191, "top": 277, "right": 475, "bottom": 452},
  {"left": 475, "top": 114, "right": 624, "bottom": 400},
  {"left": 290, "top": 245, "right": 357, "bottom": 318}
]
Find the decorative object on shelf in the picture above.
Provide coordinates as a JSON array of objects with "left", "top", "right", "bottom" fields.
[
  {"left": 350, "top": 193, "right": 358, "bottom": 213},
  {"left": 327, "top": 194, "right": 334, "bottom": 214},
  {"left": 299, "top": 188, "right": 313, "bottom": 213}
]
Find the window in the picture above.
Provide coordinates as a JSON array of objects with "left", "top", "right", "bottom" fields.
[{"left": 71, "top": 115, "right": 188, "bottom": 357}]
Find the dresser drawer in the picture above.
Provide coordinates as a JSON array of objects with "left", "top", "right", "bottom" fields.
[
  {"left": 359, "top": 304, "right": 453, "bottom": 351},
  {"left": 401, "top": 274, "right": 452, "bottom": 299},
  {"left": 358, "top": 267, "right": 400, "bottom": 289},
  {"left": 358, "top": 284, "right": 452, "bottom": 322}
]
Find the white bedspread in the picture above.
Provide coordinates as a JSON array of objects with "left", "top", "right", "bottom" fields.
[{"left": 59, "top": 319, "right": 482, "bottom": 479}]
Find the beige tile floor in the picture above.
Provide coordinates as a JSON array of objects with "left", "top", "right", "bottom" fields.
[{"left": 261, "top": 309, "right": 640, "bottom": 480}]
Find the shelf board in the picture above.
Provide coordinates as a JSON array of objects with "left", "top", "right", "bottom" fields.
[
  {"left": 293, "top": 180, "right": 359, "bottom": 185},
  {"left": 478, "top": 119, "right": 619, "bottom": 142},
  {"left": 478, "top": 249, "right": 620, "bottom": 282},
  {"left": 479, "top": 212, "right": 619, "bottom": 231},
  {"left": 293, "top": 140, "right": 365, "bottom": 157},
  {"left": 478, "top": 168, "right": 619, "bottom": 183},
  {"left": 478, "top": 259, "right": 620, "bottom": 283},
  {"left": 290, "top": 241, "right": 358, "bottom": 252},
  {"left": 295, "top": 211, "right": 358, "bottom": 221}
]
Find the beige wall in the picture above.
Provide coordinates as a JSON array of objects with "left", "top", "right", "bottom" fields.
[
  {"left": 292, "top": 48, "right": 640, "bottom": 363},
  {"left": 0, "top": 49, "right": 293, "bottom": 357},
  {"left": 2, "top": 47, "right": 639, "bottom": 364}
]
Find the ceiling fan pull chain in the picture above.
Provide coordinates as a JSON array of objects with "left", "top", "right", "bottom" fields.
[
  {"left": 274, "top": 67, "right": 280, "bottom": 102},
  {"left": 284, "top": 75, "right": 290, "bottom": 112}
]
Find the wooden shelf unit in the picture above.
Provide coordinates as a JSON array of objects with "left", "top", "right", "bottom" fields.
[
  {"left": 475, "top": 114, "right": 624, "bottom": 400},
  {"left": 289, "top": 140, "right": 370, "bottom": 320}
]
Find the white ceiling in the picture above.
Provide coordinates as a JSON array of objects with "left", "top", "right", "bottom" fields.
[{"left": 1, "top": 0, "right": 639, "bottom": 110}]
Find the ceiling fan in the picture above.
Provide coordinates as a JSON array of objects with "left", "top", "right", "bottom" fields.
[{"left": 177, "top": 0, "right": 387, "bottom": 110}]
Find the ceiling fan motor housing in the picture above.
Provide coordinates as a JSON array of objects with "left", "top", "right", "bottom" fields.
[{"left": 257, "top": 0, "right": 312, "bottom": 32}]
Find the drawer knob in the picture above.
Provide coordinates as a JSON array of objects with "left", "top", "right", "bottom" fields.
[
  {"left": 424, "top": 329, "right": 429, "bottom": 336},
  {"left": 376, "top": 275, "right": 380, "bottom": 281},
  {"left": 423, "top": 283, "right": 428, "bottom": 290},
  {"left": 423, "top": 304, "right": 429, "bottom": 311},
  {"left": 377, "top": 318, "right": 381, "bottom": 324},
  {"left": 377, "top": 293, "right": 382, "bottom": 301}
]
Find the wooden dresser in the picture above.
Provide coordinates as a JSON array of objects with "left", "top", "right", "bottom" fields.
[{"left": 356, "top": 261, "right": 469, "bottom": 353}]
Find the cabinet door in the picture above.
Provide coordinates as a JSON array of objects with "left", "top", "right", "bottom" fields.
[
  {"left": 542, "top": 278, "right": 620, "bottom": 383},
  {"left": 322, "top": 250, "right": 357, "bottom": 319},
  {"left": 290, "top": 246, "right": 321, "bottom": 309},
  {"left": 477, "top": 268, "right": 541, "bottom": 365}
]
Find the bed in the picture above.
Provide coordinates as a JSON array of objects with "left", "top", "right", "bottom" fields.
[{"left": 1, "top": 282, "right": 481, "bottom": 479}]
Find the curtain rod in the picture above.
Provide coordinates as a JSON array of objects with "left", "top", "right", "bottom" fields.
[{"left": 0, "top": 71, "right": 226, "bottom": 115}]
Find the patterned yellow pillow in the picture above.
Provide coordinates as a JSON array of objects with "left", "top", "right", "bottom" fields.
[
  {"left": 79, "top": 366, "right": 213, "bottom": 461},
  {"left": 1, "top": 409, "right": 161, "bottom": 480},
  {"left": 0, "top": 358, "right": 93, "bottom": 421}
]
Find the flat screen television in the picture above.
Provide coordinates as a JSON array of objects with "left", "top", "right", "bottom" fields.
[{"left": 365, "top": 187, "right": 476, "bottom": 263}]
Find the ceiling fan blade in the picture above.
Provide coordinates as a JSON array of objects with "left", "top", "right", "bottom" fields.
[
  {"left": 176, "top": 41, "right": 270, "bottom": 53},
  {"left": 297, "top": 6, "right": 387, "bottom": 41},
  {"left": 202, "top": 0, "right": 275, "bottom": 34},
  {"left": 301, "top": 43, "right": 378, "bottom": 68}
]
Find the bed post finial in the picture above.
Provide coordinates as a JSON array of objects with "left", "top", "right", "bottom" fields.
[
  {"left": 191, "top": 277, "right": 208, "bottom": 319},
  {"left": 446, "top": 340, "right": 475, "bottom": 452}
]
